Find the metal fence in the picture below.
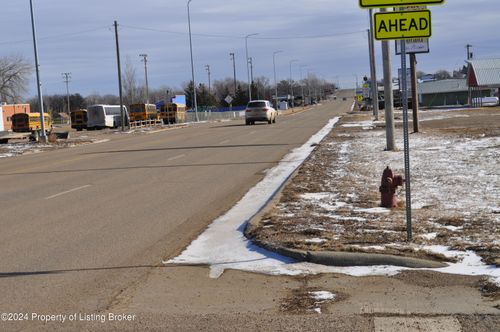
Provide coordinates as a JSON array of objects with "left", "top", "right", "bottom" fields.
[{"left": 185, "top": 109, "right": 246, "bottom": 123}]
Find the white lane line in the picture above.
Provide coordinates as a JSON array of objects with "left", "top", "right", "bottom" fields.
[
  {"left": 167, "top": 154, "right": 186, "bottom": 161},
  {"left": 249, "top": 131, "right": 257, "bottom": 135},
  {"left": 45, "top": 185, "right": 92, "bottom": 200},
  {"left": 219, "top": 139, "right": 231, "bottom": 145}
]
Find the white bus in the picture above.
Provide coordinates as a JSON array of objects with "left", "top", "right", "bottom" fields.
[{"left": 87, "top": 105, "right": 129, "bottom": 129}]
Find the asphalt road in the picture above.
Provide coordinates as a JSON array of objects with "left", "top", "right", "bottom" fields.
[{"left": 0, "top": 99, "right": 351, "bottom": 328}]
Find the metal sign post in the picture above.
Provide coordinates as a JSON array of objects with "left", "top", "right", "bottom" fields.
[{"left": 400, "top": 39, "right": 412, "bottom": 241}]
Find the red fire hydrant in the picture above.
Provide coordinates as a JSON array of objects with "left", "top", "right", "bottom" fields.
[{"left": 379, "top": 166, "right": 404, "bottom": 208}]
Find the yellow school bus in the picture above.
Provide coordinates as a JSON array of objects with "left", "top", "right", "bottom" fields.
[
  {"left": 70, "top": 109, "right": 88, "bottom": 131},
  {"left": 129, "top": 103, "right": 158, "bottom": 122},
  {"left": 159, "top": 103, "right": 186, "bottom": 124},
  {"left": 12, "top": 112, "right": 52, "bottom": 133}
]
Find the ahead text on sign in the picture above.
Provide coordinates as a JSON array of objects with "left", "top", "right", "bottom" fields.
[{"left": 374, "top": 10, "right": 431, "bottom": 40}]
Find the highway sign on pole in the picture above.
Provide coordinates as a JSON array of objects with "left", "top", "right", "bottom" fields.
[
  {"left": 224, "top": 95, "right": 233, "bottom": 105},
  {"left": 359, "top": 0, "right": 444, "bottom": 8},
  {"left": 374, "top": 10, "right": 432, "bottom": 41}
]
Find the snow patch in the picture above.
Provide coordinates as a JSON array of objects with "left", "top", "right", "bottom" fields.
[
  {"left": 305, "top": 238, "right": 327, "bottom": 244},
  {"left": 310, "top": 291, "right": 336, "bottom": 302}
]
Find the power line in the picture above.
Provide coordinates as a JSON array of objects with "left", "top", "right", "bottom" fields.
[
  {"left": 0, "top": 26, "right": 109, "bottom": 45},
  {"left": 120, "top": 24, "right": 365, "bottom": 41}
]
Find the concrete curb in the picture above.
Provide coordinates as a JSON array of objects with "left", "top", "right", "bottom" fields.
[{"left": 248, "top": 238, "right": 447, "bottom": 269}]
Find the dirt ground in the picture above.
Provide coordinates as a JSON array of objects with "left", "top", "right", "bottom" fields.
[{"left": 246, "top": 107, "right": 500, "bottom": 267}]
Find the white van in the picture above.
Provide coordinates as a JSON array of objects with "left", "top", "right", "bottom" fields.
[{"left": 87, "top": 105, "right": 128, "bottom": 129}]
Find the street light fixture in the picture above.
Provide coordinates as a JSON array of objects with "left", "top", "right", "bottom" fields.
[
  {"left": 245, "top": 33, "right": 259, "bottom": 101},
  {"left": 273, "top": 50, "right": 283, "bottom": 109},
  {"left": 289, "top": 59, "right": 298, "bottom": 108},
  {"left": 187, "top": 0, "right": 199, "bottom": 121}
]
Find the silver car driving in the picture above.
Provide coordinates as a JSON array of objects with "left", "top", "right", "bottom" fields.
[{"left": 245, "top": 100, "right": 277, "bottom": 125}]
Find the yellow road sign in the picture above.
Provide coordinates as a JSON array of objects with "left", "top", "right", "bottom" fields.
[
  {"left": 374, "top": 10, "right": 431, "bottom": 41},
  {"left": 357, "top": 95, "right": 364, "bottom": 102},
  {"left": 359, "top": 0, "right": 444, "bottom": 8}
]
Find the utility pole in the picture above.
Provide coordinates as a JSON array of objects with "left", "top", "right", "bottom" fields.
[
  {"left": 368, "top": 9, "right": 379, "bottom": 120},
  {"left": 380, "top": 8, "right": 395, "bottom": 151},
  {"left": 29, "top": 0, "right": 47, "bottom": 142},
  {"left": 62, "top": 72, "right": 71, "bottom": 115},
  {"left": 466, "top": 44, "right": 473, "bottom": 60},
  {"left": 245, "top": 33, "right": 258, "bottom": 101},
  {"left": 230, "top": 52, "right": 237, "bottom": 96},
  {"left": 187, "top": 0, "right": 199, "bottom": 121},
  {"left": 139, "top": 54, "right": 149, "bottom": 104},
  {"left": 114, "top": 20, "right": 125, "bottom": 132},
  {"left": 205, "top": 64, "right": 211, "bottom": 94}
]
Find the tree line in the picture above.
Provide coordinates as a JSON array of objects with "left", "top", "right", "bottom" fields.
[{"left": 0, "top": 54, "right": 407, "bottom": 117}]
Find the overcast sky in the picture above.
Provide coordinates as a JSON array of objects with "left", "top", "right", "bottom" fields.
[{"left": 1, "top": 0, "right": 499, "bottom": 98}]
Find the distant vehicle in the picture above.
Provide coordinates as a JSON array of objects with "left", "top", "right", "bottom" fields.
[
  {"left": 159, "top": 103, "right": 186, "bottom": 124},
  {"left": 12, "top": 112, "right": 52, "bottom": 133},
  {"left": 87, "top": 105, "right": 128, "bottom": 129},
  {"left": 245, "top": 100, "right": 277, "bottom": 125},
  {"left": 129, "top": 103, "right": 158, "bottom": 122},
  {"left": 70, "top": 109, "right": 88, "bottom": 131}
]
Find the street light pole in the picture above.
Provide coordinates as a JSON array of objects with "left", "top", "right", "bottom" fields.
[
  {"left": 273, "top": 50, "right": 283, "bottom": 109},
  {"left": 29, "top": 0, "right": 47, "bottom": 142},
  {"left": 187, "top": 0, "right": 199, "bottom": 121},
  {"left": 139, "top": 54, "right": 149, "bottom": 104},
  {"left": 245, "top": 33, "right": 258, "bottom": 101},
  {"left": 289, "top": 59, "right": 298, "bottom": 108}
]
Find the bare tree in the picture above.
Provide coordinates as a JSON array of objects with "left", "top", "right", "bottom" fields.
[
  {"left": 0, "top": 55, "right": 32, "bottom": 103},
  {"left": 122, "top": 56, "right": 142, "bottom": 105},
  {"left": 434, "top": 70, "right": 452, "bottom": 80}
]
